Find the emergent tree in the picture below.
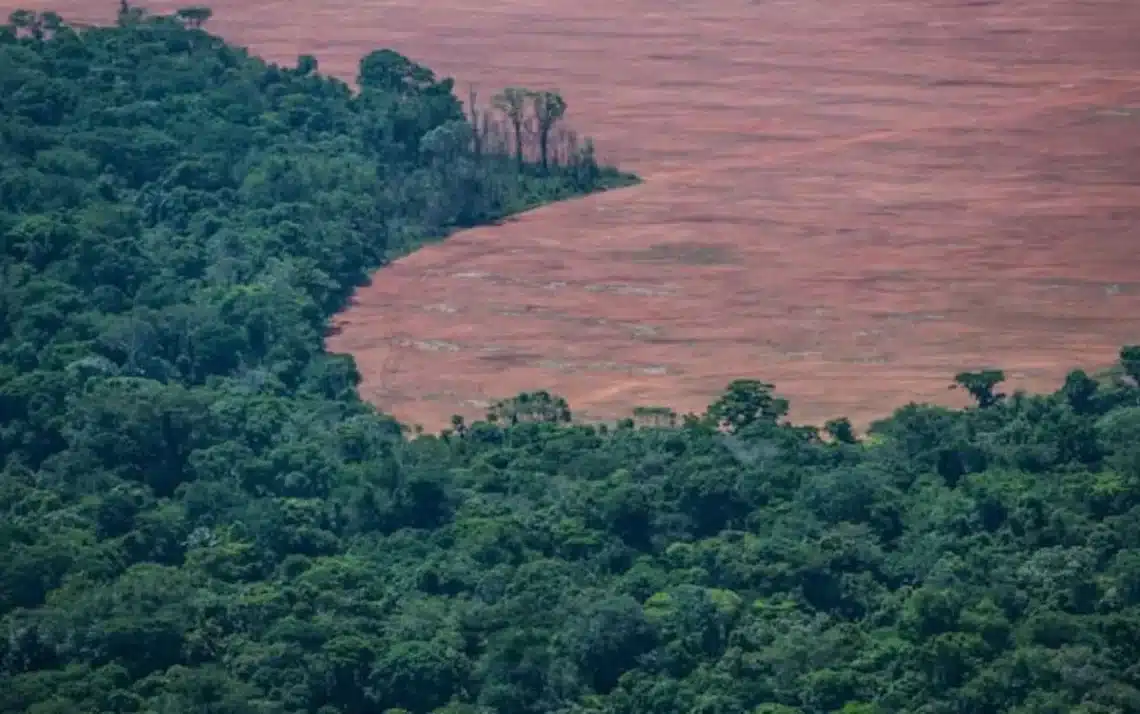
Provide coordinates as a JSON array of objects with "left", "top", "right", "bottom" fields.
[
  {"left": 531, "top": 90, "right": 567, "bottom": 172},
  {"left": 492, "top": 87, "right": 530, "bottom": 171}
]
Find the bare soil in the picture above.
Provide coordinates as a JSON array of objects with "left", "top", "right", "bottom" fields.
[{"left": 21, "top": 0, "right": 1140, "bottom": 429}]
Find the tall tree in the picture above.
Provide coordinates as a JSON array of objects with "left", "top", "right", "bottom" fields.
[
  {"left": 952, "top": 369, "right": 1006, "bottom": 408},
  {"left": 117, "top": 0, "right": 148, "bottom": 26},
  {"left": 175, "top": 6, "right": 212, "bottom": 29},
  {"left": 8, "top": 9, "right": 40, "bottom": 38},
  {"left": 358, "top": 49, "right": 436, "bottom": 94},
  {"left": 1120, "top": 345, "right": 1140, "bottom": 385},
  {"left": 706, "top": 379, "right": 789, "bottom": 433},
  {"left": 1061, "top": 369, "right": 1099, "bottom": 414},
  {"left": 492, "top": 87, "right": 530, "bottom": 171},
  {"left": 531, "top": 90, "right": 567, "bottom": 172},
  {"left": 824, "top": 416, "right": 858, "bottom": 444},
  {"left": 466, "top": 86, "right": 483, "bottom": 159}
]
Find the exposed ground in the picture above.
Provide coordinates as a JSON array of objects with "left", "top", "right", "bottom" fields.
[{"left": 17, "top": 0, "right": 1140, "bottom": 428}]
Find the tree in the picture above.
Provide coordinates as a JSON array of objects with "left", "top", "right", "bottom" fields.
[
  {"left": 296, "top": 54, "right": 318, "bottom": 76},
  {"left": 117, "top": 0, "right": 148, "bottom": 26},
  {"left": 1120, "top": 345, "right": 1140, "bottom": 385},
  {"left": 367, "top": 641, "right": 471, "bottom": 712},
  {"left": 175, "top": 6, "right": 212, "bottom": 29},
  {"left": 487, "top": 390, "right": 572, "bottom": 424},
  {"left": 531, "top": 90, "right": 567, "bottom": 172},
  {"left": 632, "top": 405, "right": 677, "bottom": 428},
  {"left": 419, "top": 120, "right": 474, "bottom": 164},
  {"left": 449, "top": 414, "right": 467, "bottom": 437},
  {"left": 824, "top": 416, "right": 857, "bottom": 444},
  {"left": 39, "top": 11, "right": 63, "bottom": 38},
  {"left": 358, "top": 49, "right": 436, "bottom": 95},
  {"left": 951, "top": 369, "right": 1006, "bottom": 408},
  {"left": 568, "top": 597, "right": 657, "bottom": 692},
  {"left": 493, "top": 87, "right": 530, "bottom": 171},
  {"left": 1096, "top": 406, "right": 1140, "bottom": 481},
  {"left": 1061, "top": 369, "right": 1099, "bottom": 414},
  {"left": 706, "top": 379, "right": 789, "bottom": 432},
  {"left": 8, "top": 10, "right": 41, "bottom": 39},
  {"left": 466, "top": 86, "right": 484, "bottom": 159}
]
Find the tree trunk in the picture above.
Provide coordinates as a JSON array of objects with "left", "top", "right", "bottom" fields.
[{"left": 513, "top": 121, "right": 523, "bottom": 171}]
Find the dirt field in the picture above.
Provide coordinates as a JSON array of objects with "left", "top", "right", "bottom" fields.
[{"left": 16, "top": 0, "right": 1140, "bottom": 429}]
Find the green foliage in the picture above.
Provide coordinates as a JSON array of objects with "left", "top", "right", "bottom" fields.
[
  {"left": 824, "top": 416, "right": 857, "bottom": 444},
  {"left": 3, "top": 8, "right": 1140, "bottom": 714},
  {"left": 952, "top": 369, "right": 1006, "bottom": 408},
  {"left": 487, "top": 390, "right": 572, "bottom": 425},
  {"left": 1121, "top": 345, "right": 1140, "bottom": 385},
  {"left": 706, "top": 379, "right": 789, "bottom": 433}
]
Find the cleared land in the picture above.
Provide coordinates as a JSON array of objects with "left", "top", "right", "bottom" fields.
[{"left": 16, "top": 0, "right": 1140, "bottom": 428}]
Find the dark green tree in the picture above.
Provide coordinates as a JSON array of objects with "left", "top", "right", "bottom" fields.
[
  {"left": 175, "top": 6, "right": 212, "bottom": 28},
  {"left": 706, "top": 379, "right": 789, "bottom": 432},
  {"left": 1120, "top": 345, "right": 1140, "bottom": 385},
  {"left": 952, "top": 369, "right": 1006, "bottom": 408},
  {"left": 825, "top": 416, "right": 858, "bottom": 444}
]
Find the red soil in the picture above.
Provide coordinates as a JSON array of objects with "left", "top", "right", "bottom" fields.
[{"left": 16, "top": 0, "right": 1140, "bottom": 428}]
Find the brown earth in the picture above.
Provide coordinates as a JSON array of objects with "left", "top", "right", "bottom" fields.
[{"left": 16, "top": 0, "right": 1140, "bottom": 429}]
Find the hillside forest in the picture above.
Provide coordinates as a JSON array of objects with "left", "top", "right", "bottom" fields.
[{"left": 3, "top": 7, "right": 1140, "bottom": 714}]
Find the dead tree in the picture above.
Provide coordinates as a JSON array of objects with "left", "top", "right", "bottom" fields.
[
  {"left": 467, "top": 86, "right": 484, "bottom": 160},
  {"left": 492, "top": 87, "right": 530, "bottom": 171},
  {"left": 531, "top": 90, "right": 567, "bottom": 172}
]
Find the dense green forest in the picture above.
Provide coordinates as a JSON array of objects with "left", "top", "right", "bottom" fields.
[{"left": 3, "top": 6, "right": 1140, "bottom": 714}]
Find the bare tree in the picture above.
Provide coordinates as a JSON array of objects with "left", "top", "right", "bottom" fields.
[
  {"left": 466, "top": 86, "right": 484, "bottom": 160},
  {"left": 492, "top": 87, "right": 531, "bottom": 171},
  {"left": 531, "top": 90, "right": 567, "bottom": 172},
  {"left": 552, "top": 127, "right": 579, "bottom": 168}
]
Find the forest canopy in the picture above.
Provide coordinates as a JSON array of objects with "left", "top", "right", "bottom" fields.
[{"left": 3, "top": 6, "right": 1140, "bottom": 714}]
